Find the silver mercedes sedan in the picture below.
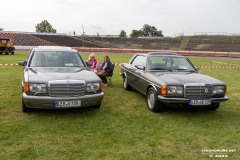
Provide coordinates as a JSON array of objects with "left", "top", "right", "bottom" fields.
[{"left": 18, "top": 46, "right": 104, "bottom": 112}]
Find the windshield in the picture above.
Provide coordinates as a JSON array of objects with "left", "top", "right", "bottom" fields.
[
  {"left": 29, "top": 51, "right": 85, "bottom": 67},
  {"left": 147, "top": 56, "right": 196, "bottom": 72}
]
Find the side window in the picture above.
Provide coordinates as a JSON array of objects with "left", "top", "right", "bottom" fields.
[
  {"left": 131, "top": 56, "right": 146, "bottom": 67},
  {"left": 174, "top": 57, "right": 193, "bottom": 69}
]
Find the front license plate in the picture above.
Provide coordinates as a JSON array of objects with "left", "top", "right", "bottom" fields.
[
  {"left": 189, "top": 100, "right": 211, "bottom": 106},
  {"left": 55, "top": 101, "right": 81, "bottom": 108}
]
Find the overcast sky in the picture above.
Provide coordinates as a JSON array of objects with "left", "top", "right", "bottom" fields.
[{"left": 1, "top": 0, "right": 240, "bottom": 36}]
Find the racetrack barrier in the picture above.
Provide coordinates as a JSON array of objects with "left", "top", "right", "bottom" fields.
[{"left": 73, "top": 47, "right": 240, "bottom": 58}]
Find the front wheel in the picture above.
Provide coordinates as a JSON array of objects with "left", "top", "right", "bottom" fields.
[
  {"left": 123, "top": 76, "right": 132, "bottom": 90},
  {"left": 147, "top": 87, "right": 165, "bottom": 112}
]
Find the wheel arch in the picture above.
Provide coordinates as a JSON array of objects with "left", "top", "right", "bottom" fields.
[
  {"left": 122, "top": 72, "right": 127, "bottom": 79},
  {"left": 147, "top": 84, "right": 158, "bottom": 93}
]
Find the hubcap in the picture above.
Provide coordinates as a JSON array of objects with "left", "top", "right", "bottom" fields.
[{"left": 148, "top": 91, "right": 155, "bottom": 109}]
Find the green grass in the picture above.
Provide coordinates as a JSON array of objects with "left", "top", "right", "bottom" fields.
[{"left": 0, "top": 52, "right": 239, "bottom": 159}]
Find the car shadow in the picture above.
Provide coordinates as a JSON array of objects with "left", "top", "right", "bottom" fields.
[{"left": 25, "top": 106, "right": 102, "bottom": 117}]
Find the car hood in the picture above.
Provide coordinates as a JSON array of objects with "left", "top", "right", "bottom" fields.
[
  {"left": 149, "top": 72, "right": 225, "bottom": 85},
  {"left": 26, "top": 67, "right": 100, "bottom": 83}
]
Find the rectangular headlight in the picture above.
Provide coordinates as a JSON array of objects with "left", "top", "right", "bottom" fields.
[
  {"left": 29, "top": 83, "right": 47, "bottom": 93},
  {"left": 86, "top": 83, "right": 100, "bottom": 93},
  {"left": 212, "top": 86, "right": 225, "bottom": 94},
  {"left": 167, "top": 86, "right": 183, "bottom": 95}
]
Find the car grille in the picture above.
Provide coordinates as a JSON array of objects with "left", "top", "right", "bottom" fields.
[
  {"left": 185, "top": 83, "right": 212, "bottom": 99},
  {"left": 49, "top": 80, "right": 85, "bottom": 97}
]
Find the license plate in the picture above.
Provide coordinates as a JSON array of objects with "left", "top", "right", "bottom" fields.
[
  {"left": 189, "top": 100, "right": 211, "bottom": 106},
  {"left": 55, "top": 101, "right": 81, "bottom": 108}
]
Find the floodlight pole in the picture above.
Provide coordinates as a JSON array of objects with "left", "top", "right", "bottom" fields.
[{"left": 81, "top": 24, "right": 85, "bottom": 47}]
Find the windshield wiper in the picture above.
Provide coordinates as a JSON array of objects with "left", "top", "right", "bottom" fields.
[
  {"left": 150, "top": 68, "right": 168, "bottom": 70},
  {"left": 175, "top": 68, "right": 196, "bottom": 72},
  {"left": 75, "top": 68, "right": 84, "bottom": 72}
]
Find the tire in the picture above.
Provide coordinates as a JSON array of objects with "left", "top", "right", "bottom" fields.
[
  {"left": 22, "top": 98, "right": 32, "bottom": 112},
  {"left": 11, "top": 52, "right": 14, "bottom": 55},
  {"left": 147, "top": 87, "right": 164, "bottom": 112},
  {"left": 91, "top": 103, "right": 101, "bottom": 108},
  {"left": 123, "top": 76, "right": 132, "bottom": 90},
  {"left": 207, "top": 103, "right": 220, "bottom": 111},
  {"left": 5, "top": 48, "right": 9, "bottom": 55}
]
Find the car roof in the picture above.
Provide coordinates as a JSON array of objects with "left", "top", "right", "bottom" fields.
[
  {"left": 137, "top": 52, "right": 182, "bottom": 57},
  {"left": 33, "top": 46, "right": 77, "bottom": 52}
]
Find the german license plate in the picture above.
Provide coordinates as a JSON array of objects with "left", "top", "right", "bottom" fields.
[
  {"left": 55, "top": 101, "right": 81, "bottom": 108},
  {"left": 189, "top": 100, "right": 211, "bottom": 106}
]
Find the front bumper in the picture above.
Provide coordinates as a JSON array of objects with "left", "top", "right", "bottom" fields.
[
  {"left": 158, "top": 95, "right": 229, "bottom": 104},
  {"left": 23, "top": 92, "right": 104, "bottom": 109}
]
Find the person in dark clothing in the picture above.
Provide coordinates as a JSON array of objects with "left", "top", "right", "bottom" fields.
[{"left": 97, "top": 55, "right": 113, "bottom": 86}]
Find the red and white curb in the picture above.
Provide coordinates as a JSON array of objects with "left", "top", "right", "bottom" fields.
[
  {"left": 196, "top": 66, "right": 240, "bottom": 69},
  {"left": 0, "top": 64, "right": 18, "bottom": 66}
]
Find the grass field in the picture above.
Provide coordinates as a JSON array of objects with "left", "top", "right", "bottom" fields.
[{"left": 0, "top": 52, "right": 239, "bottom": 159}]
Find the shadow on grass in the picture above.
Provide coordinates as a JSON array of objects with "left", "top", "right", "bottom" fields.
[
  {"left": 24, "top": 106, "right": 102, "bottom": 118},
  {"left": 128, "top": 89, "right": 232, "bottom": 118}
]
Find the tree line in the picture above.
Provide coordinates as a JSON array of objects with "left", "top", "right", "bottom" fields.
[
  {"left": 120, "top": 24, "right": 163, "bottom": 38},
  {"left": 35, "top": 20, "right": 163, "bottom": 38}
]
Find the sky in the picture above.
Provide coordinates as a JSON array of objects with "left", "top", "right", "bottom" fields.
[{"left": 0, "top": 0, "right": 240, "bottom": 36}]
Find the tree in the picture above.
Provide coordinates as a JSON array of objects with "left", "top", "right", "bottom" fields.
[
  {"left": 130, "top": 29, "right": 143, "bottom": 38},
  {"left": 0, "top": 27, "right": 3, "bottom": 31},
  {"left": 141, "top": 24, "right": 163, "bottom": 37},
  {"left": 35, "top": 20, "right": 57, "bottom": 33},
  {"left": 130, "top": 24, "right": 164, "bottom": 38},
  {"left": 119, "top": 30, "right": 127, "bottom": 38}
]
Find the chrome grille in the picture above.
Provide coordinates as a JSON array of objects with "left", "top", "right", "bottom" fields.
[
  {"left": 185, "top": 83, "right": 212, "bottom": 98},
  {"left": 49, "top": 80, "right": 85, "bottom": 97}
]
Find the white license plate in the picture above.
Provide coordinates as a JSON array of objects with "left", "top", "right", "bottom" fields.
[
  {"left": 189, "top": 100, "right": 211, "bottom": 106},
  {"left": 55, "top": 101, "right": 81, "bottom": 108}
]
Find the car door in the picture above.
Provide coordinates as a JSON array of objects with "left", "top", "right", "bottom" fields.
[{"left": 129, "top": 55, "right": 147, "bottom": 93}]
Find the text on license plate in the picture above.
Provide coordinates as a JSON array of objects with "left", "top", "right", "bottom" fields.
[
  {"left": 55, "top": 101, "right": 81, "bottom": 107},
  {"left": 189, "top": 100, "right": 211, "bottom": 106}
]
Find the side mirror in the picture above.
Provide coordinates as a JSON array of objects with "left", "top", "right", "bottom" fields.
[
  {"left": 18, "top": 60, "right": 27, "bottom": 66},
  {"left": 136, "top": 65, "right": 145, "bottom": 71},
  {"left": 195, "top": 66, "right": 200, "bottom": 71}
]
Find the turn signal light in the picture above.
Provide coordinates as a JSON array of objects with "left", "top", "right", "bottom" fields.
[
  {"left": 100, "top": 82, "right": 104, "bottom": 91},
  {"left": 161, "top": 85, "right": 167, "bottom": 95},
  {"left": 24, "top": 82, "right": 30, "bottom": 92}
]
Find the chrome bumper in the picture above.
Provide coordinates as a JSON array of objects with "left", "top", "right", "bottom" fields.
[
  {"left": 23, "top": 92, "right": 104, "bottom": 109},
  {"left": 158, "top": 95, "right": 229, "bottom": 104}
]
